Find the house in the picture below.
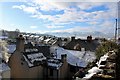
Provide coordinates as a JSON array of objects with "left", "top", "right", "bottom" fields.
[
  {"left": 44, "top": 55, "right": 68, "bottom": 80},
  {"left": 24, "top": 42, "right": 50, "bottom": 57},
  {"left": 50, "top": 46, "right": 96, "bottom": 79},
  {"left": 8, "top": 35, "right": 69, "bottom": 79},
  {"left": 7, "top": 31, "right": 19, "bottom": 40},
  {"left": 0, "top": 30, "right": 8, "bottom": 40},
  {"left": 8, "top": 35, "right": 44, "bottom": 78},
  {"left": 64, "top": 36, "right": 100, "bottom": 51}
]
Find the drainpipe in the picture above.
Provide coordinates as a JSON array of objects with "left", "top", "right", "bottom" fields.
[
  {"left": 55, "top": 49, "right": 57, "bottom": 58},
  {"left": 57, "top": 69, "right": 59, "bottom": 80},
  {"left": 76, "top": 63, "right": 78, "bottom": 73}
]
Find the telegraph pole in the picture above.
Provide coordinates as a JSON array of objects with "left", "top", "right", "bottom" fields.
[{"left": 115, "top": 19, "right": 117, "bottom": 42}]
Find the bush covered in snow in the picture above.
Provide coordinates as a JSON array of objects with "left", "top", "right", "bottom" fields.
[
  {"left": 95, "top": 41, "right": 118, "bottom": 59},
  {"left": 0, "top": 40, "right": 9, "bottom": 62}
]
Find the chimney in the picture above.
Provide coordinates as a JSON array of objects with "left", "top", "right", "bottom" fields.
[
  {"left": 61, "top": 54, "right": 67, "bottom": 63},
  {"left": 57, "top": 38, "right": 62, "bottom": 46},
  {"left": 118, "top": 37, "right": 120, "bottom": 41},
  {"left": 71, "top": 36, "right": 75, "bottom": 41},
  {"left": 87, "top": 35, "right": 92, "bottom": 42},
  {"left": 81, "top": 48, "right": 85, "bottom": 51},
  {"left": 16, "top": 34, "right": 25, "bottom": 52}
]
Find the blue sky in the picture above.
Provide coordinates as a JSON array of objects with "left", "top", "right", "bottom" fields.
[{"left": 0, "top": 0, "right": 118, "bottom": 34}]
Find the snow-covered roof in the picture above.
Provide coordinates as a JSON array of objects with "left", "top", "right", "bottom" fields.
[
  {"left": 30, "top": 35, "right": 34, "bottom": 37},
  {"left": 50, "top": 47, "right": 96, "bottom": 67},
  {"left": 0, "top": 53, "right": 10, "bottom": 78},
  {"left": 0, "top": 36, "right": 8, "bottom": 39},
  {"left": 0, "top": 53, "right": 2, "bottom": 58},
  {"left": 44, "top": 38, "right": 52, "bottom": 43},
  {"left": 47, "top": 58, "right": 63, "bottom": 69},
  {"left": 7, "top": 44, "right": 16, "bottom": 53},
  {"left": 0, "top": 63, "right": 10, "bottom": 73},
  {"left": 23, "top": 52, "right": 46, "bottom": 67},
  {"left": 39, "top": 36, "right": 44, "bottom": 41},
  {"left": 34, "top": 35, "right": 39, "bottom": 38},
  {"left": 52, "top": 40, "right": 57, "bottom": 45},
  {"left": 48, "top": 39, "right": 56, "bottom": 44}
]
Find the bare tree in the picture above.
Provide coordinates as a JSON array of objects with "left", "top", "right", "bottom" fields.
[{"left": 0, "top": 40, "right": 9, "bottom": 63}]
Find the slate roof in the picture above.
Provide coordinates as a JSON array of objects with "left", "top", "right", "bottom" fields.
[
  {"left": 23, "top": 52, "right": 46, "bottom": 67},
  {"left": 7, "top": 44, "right": 16, "bottom": 54},
  {"left": 24, "top": 42, "right": 50, "bottom": 57},
  {"left": 47, "top": 58, "right": 63, "bottom": 70},
  {"left": 50, "top": 47, "right": 96, "bottom": 67},
  {"left": 65, "top": 39, "right": 100, "bottom": 51}
]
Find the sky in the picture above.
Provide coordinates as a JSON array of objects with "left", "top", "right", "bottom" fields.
[{"left": 0, "top": 0, "right": 119, "bottom": 34}]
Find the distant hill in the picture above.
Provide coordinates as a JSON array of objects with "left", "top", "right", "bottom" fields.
[{"left": 46, "top": 31, "right": 114, "bottom": 39}]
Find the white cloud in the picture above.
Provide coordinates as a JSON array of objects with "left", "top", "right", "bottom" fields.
[
  {"left": 12, "top": 5, "right": 23, "bottom": 9},
  {"left": 12, "top": 5, "right": 25, "bottom": 9},
  {"left": 30, "top": 26, "right": 38, "bottom": 29},
  {"left": 99, "top": 21, "right": 115, "bottom": 28},
  {"left": 13, "top": 5, "right": 37, "bottom": 14},
  {"left": 1, "top": 0, "right": 119, "bottom": 2},
  {"left": 32, "top": 1, "right": 71, "bottom": 11},
  {"left": 12, "top": 1, "right": 117, "bottom": 33},
  {"left": 88, "top": 21, "right": 99, "bottom": 25},
  {"left": 23, "top": 7, "right": 37, "bottom": 14},
  {"left": 46, "top": 25, "right": 64, "bottom": 28},
  {"left": 13, "top": 2, "right": 117, "bottom": 23},
  {"left": 23, "top": 0, "right": 119, "bottom": 2},
  {"left": 77, "top": 2, "right": 105, "bottom": 10}
]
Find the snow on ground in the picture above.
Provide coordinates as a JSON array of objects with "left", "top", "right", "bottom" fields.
[
  {"left": 83, "top": 67, "right": 103, "bottom": 79},
  {"left": 83, "top": 52, "right": 111, "bottom": 79},
  {"left": 88, "top": 67, "right": 103, "bottom": 74},
  {"left": 50, "top": 47, "right": 96, "bottom": 67},
  {"left": 96, "top": 53, "right": 109, "bottom": 68}
]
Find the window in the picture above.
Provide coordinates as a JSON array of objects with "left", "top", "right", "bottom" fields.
[{"left": 50, "top": 69, "right": 53, "bottom": 76}]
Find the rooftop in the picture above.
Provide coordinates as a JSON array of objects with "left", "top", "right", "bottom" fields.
[
  {"left": 50, "top": 47, "right": 96, "bottom": 67},
  {"left": 23, "top": 52, "right": 46, "bottom": 67},
  {"left": 47, "top": 58, "right": 63, "bottom": 70}
]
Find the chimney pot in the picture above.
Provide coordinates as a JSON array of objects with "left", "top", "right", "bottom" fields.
[
  {"left": 87, "top": 35, "right": 92, "bottom": 42},
  {"left": 16, "top": 34, "right": 25, "bottom": 51},
  {"left": 71, "top": 36, "right": 75, "bottom": 41}
]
